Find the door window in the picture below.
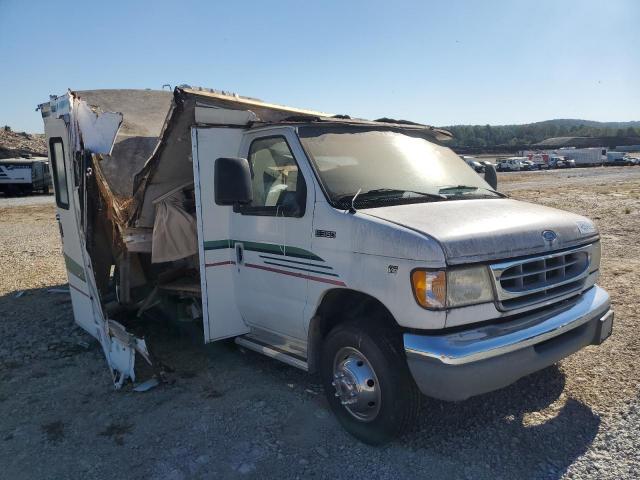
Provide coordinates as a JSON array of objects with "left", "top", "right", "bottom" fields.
[
  {"left": 239, "top": 136, "right": 306, "bottom": 217},
  {"left": 50, "top": 138, "right": 69, "bottom": 209}
]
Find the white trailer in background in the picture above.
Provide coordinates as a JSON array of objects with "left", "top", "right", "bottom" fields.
[
  {"left": 521, "top": 148, "right": 605, "bottom": 167},
  {"left": 557, "top": 148, "right": 605, "bottom": 166},
  {"left": 0, "top": 157, "right": 52, "bottom": 196}
]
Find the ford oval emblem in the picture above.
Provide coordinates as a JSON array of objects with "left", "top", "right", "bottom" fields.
[{"left": 542, "top": 230, "right": 557, "bottom": 243}]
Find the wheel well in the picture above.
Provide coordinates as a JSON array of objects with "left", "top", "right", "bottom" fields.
[{"left": 307, "top": 289, "right": 399, "bottom": 373}]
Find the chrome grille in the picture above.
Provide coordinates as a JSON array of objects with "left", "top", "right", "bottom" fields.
[{"left": 490, "top": 245, "right": 592, "bottom": 311}]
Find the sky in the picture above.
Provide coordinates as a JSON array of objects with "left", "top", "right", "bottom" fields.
[{"left": 0, "top": 0, "right": 638, "bottom": 133}]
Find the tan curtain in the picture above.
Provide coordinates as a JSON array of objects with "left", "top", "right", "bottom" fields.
[{"left": 151, "top": 192, "right": 197, "bottom": 263}]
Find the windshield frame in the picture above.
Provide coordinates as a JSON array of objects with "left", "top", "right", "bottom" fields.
[{"left": 296, "top": 124, "right": 497, "bottom": 210}]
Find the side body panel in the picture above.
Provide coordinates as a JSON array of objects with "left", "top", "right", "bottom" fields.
[
  {"left": 43, "top": 94, "right": 148, "bottom": 388},
  {"left": 307, "top": 199, "right": 448, "bottom": 331},
  {"left": 45, "top": 115, "right": 101, "bottom": 337}
]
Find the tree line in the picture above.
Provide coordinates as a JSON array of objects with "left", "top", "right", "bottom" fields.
[{"left": 441, "top": 120, "right": 640, "bottom": 148}]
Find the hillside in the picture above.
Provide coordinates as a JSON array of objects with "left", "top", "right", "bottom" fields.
[
  {"left": 442, "top": 119, "right": 640, "bottom": 149},
  {"left": 0, "top": 127, "right": 47, "bottom": 159},
  {"left": 2, "top": 118, "right": 639, "bottom": 157}
]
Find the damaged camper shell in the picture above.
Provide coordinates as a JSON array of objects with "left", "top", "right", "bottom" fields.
[{"left": 39, "top": 87, "right": 613, "bottom": 444}]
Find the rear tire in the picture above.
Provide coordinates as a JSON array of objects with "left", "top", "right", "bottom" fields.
[{"left": 320, "top": 321, "right": 421, "bottom": 445}]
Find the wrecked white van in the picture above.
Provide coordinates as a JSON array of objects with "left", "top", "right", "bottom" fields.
[{"left": 38, "top": 87, "right": 613, "bottom": 444}]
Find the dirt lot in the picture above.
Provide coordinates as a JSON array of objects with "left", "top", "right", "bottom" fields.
[{"left": 1, "top": 167, "right": 639, "bottom": 479}]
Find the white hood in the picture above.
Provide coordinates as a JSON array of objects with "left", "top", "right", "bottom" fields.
[{"left": 363, "top": 199, "right": 599, "bottom": 265}]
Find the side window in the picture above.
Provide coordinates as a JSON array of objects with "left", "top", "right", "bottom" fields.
[
  {"left": 239, "top": 136, "right": 306, "bottom": 217},
  {"left": 50, "top": 138, "right": 69, "bottom": 209}
]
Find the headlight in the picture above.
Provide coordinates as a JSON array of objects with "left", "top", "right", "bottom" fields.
[
  {"left": 411, "top": 266, "right": 494, "bottom": 310},
  {"left": 589, "top": 241, "right": 601, "bottom": 273},
  {"left": 447, "top": 266, "right": 494, "bottom": 307}
]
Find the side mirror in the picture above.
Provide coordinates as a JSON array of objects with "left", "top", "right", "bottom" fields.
[
  {"left": 214, "top": 157, "right": 253, "bottom": 206},
  {"left": 484, "top": 163, "right": 498, "bottom": 190}
]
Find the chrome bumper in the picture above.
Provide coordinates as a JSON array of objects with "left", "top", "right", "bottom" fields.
[{"left": 404, "top": 286, "right": 612, "bottom": 401}]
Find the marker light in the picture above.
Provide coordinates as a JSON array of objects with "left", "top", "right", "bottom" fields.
[{"left": 411, "top": 270, "right": 446, "bottom": 309}]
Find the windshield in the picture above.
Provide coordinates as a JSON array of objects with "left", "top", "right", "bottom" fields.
[{"left": 298, "top": 126, "right": 498, "bottom": 208}]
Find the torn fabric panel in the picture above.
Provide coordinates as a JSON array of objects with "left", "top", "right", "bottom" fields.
[{"left": 151, "top": 192, "right": 198, "bottom": 263}]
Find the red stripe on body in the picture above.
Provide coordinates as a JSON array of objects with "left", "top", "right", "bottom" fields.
[
  {"left": 245, "top": 263, "right": 346, "bottom": 287},
  {"left": 205, "top": 261, "right": 236, "bottom": 268}
]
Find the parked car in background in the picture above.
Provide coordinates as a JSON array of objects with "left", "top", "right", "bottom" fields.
[
  {"left": 604, "top": 152, "right": 633, "bottom": 166},
  {"left": 521, "top": 160, "right": 537, "bottom": 171},
  {"left": 604, "top": 157, "right": 633, "bottom": 167},
  {"left": 565, "top": 159, "right": 576, "bottom": 168},
  {"left": 479, "top": 160, "right": 496, "bottom": 170},
  {"left": 531, "top": 159, "right": 549, "bottom": 170},
  {"left": 461, "top": 156, "right": 485, "bottom": 173},
  {"left": 467, "top": 160, "right": 485, "bottom": 173},
  {"left": 496, "top": 157, "right": 524, "bottom": 171},
  {"left": 549, "top": 156, "right": 567, "bottom": 169}
]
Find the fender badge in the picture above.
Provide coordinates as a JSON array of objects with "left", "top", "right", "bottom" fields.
[
  {"left": 542, "top": 230, "right": 557, "bottom": 244},
  {"left": 315, "top": 229, "right": 336, "bottom": 239}
]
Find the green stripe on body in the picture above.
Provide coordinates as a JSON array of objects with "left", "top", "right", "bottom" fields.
[
  {"left": 203, "top": 239, "right": 323, "bottom": 261},
  {"left": 64, "top": 254, "right": 86, "bottom": 282},
  {"left": 203, "top": 239, "right": 233, "bottom": 250}
]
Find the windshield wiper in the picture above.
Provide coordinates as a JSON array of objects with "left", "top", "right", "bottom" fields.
[
  {"left": 438, "top": 185, "right": 479, "bottom": 193},
  {"left": 337, "top": 188, "right": 446, "bottom": 205},
  {"left": 438, "top": 185, "right": 506, "bottom": 198}
]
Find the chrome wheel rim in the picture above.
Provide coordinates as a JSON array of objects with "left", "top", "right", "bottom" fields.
[{"left": 332, "top": 347, "right": 381, "bottom": 422}]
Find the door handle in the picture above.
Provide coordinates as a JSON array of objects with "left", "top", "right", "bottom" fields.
[{"left": 235, "top": 243, "right": 244, "bottom": 265}]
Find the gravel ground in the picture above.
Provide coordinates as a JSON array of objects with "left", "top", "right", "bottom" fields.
[
  {"left": 0, "top": 167, "right": 638, "bottom": 479},
  {"left": 0, "top": 192, "right": 54, "bottom": 208}
]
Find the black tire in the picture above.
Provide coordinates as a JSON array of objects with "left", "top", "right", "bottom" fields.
[{"left": 320, "top": 321, "right": 421, "bottom": 445}]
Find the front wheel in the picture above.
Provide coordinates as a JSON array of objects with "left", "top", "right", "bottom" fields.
[{"left": 320, "top": 322, "right": 421, "bottom": 445}]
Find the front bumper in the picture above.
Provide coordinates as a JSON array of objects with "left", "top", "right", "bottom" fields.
[{"left": 404, "top": 286, "right": 612, "bottom": 401}]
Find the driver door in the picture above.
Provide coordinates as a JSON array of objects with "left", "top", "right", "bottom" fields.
[{"left": 231, "top": 128, "right": 317, "bottom": 341}]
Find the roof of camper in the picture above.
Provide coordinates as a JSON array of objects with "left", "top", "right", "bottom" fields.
[
  {"left": 52, "top": 87, "right": 452, "bottom": 229},
  {"left": 178, "top": 86, "right": 452, "bottom": 137},
  {"left": 66, "top": 87, "right": 451, "bottom": 142},
  {"left": 180, "top": 86, "right": 333, "bottom": 117}
]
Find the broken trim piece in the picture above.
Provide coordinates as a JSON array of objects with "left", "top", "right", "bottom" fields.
[
  {"left": 107, "top": 320, "right": 152, "bottom": 389},
  {"left": 72, "top": 98, "right": 123, "bottom": 155}
]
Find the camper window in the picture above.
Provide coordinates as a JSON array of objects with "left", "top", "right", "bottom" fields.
[
  {"left": 237, "top": 136, "right": 306, "bottom": 217},
  {"left": 49, "top": 138, "right": 69, "bottom": 209}
]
